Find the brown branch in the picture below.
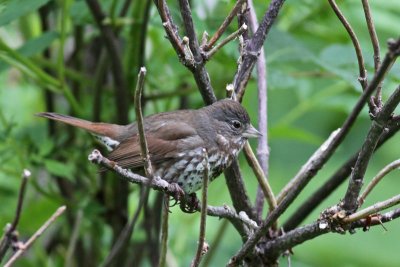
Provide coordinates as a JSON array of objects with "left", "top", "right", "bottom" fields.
[
  {"left": 233, "top": 0, "right": 286, "bottom": 97},
  {"left": 0, "top": 169, "right": 30, "bottom": 264},
  {"left": 243, "top": 143, "right": 276, "bottom": 212},
  {"left": 224, "top": 161, "right": 257, "bottom": 224},
  {"left": 344, "top": 194, "right": 400, "bottom": 223},
  {"left": 154, "top": 0, "right": 186, "bottom": 59},
  {"left": 283, "top": 114, "right": 400, "bottom": 231},
  {"left": 327, "top": 0, "right": 377, "bottom": 113},
  {"left": 203, "top": 24, "right": 248, "bottom": 61},
  {"left": 343, "top": 83, "right": 400, "bottom": 212},
  {"left": 4, "top": 206, "right": 66, "bottom": 267},
  {"left": 201, "top": 219, "right": 229, "bottom": 267},
  {"left": 351, "top": 207, "right": 400, "bottom": 228},
  {"left": 361, "top": 0, "right": 382, "bottom": 106},
  {"left": 248, "top": 0, "right": 270, "bottom": 220},
  {"left": 134, "top": 67, "right": 153, "bottom": 177},
  {"left": 359, "top": 159, "right": 400, "bottom": 206},
  {"left": 191, "top": 150, "right": 210, "bottom": 267},
  {"left": 158, "top": 196, "right": 169, "bottom": 267},
  {"left": 177, "top": 0, "right": 217, "bottom": 104},
  {"left": 203, "top": 0, "right": 246, "bottom": 51}
]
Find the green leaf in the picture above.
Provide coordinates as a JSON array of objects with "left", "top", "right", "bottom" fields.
[
  {"left": 44, "top": 159, "right": 75, "bottom": 181},
  {"left": 0, "top": 0, "right": 51, "bottom": 26},
  {"left": 0, "top": 31, "right": 59, "bottom": 72}
]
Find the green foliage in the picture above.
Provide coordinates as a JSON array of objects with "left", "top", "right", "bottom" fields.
[{"left": 0, "top": 0, "right": 399, "bottom": 266}]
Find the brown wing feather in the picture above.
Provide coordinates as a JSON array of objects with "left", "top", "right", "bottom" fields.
[{"left": 107, "top": 121, "right": 201, "bottom": 170}]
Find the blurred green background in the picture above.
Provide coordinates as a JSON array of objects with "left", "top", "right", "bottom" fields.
[{"left": 0, "top": 0, "right": 400, "bottom": 266}]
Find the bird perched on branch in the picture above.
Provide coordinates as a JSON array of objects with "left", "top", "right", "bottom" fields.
[{"left": 37, "top": 99, "right": 260, "bottom": 194}]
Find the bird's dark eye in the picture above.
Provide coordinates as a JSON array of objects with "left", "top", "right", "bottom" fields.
[{"left": 232, "top": 120, "right": 242, "bottom": 129}]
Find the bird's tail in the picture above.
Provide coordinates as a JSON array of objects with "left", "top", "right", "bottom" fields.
[{"left": 36, "top": 112, "right": 125, "bottom": 141}]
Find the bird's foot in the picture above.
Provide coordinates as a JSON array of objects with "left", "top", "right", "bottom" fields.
[
  {"left": 167, "top": 183, "right": 186, "bottom": 210},
  {"left": 179, "top": 193, "right": 200, "bottom": 213}
]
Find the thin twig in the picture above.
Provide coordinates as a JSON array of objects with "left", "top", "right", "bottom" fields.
[
  {"left": 344, "top": 194, "right": 400, "bottom": 223},
  {"left": 201, "top": 219, "right": 229, "bottom": 267},
  {"left": 191, "top": 150, "right": 209, "bottom": 267},
  {"left": 203, "top": 0, "right": 246, "bottom": 51},
  {"left": 224, "top": 161, "right": 258, "bottom": 223},
  {"left": 0, "top": 169, "right": 31, "bottom": 263},
  {"left": 65, "top": 209, "right": 83, "bottom": 267},
  {"left": 101, "top": 68, "right": 151, "bottom": 267},
  {"left": 359, "top": 159, "right": 400, "bottom": 206},
  {"left": 134, "top": 67, "right": 153, "bottom": 177},
  {"left": 203, "top": 24, "right": 248, "bottom": 61},
  {"left": 158, "top": 195, "right": 169, "bottom": 267},
  {"left": 155, "top": 0, "right": 186, "bottom": 59},
  {"left": 233, "top": 0, "right": 285, "bottom": 100},
  {"left": 243, "top": 143, "right": 276, "bottom": 211},
  {"left": 361, "top": 0, "right": 382, "bottom": 106},
  {"left": 283, "top": 117, "right": 400, "bottom": 231},
  {"left": 352, "top": 207, "right": 400, "bottom": 228},
  {"left": 248, "top": 0, "right": 270, "bottom": 220},
  {"left": 327, "top": 0, "right": 377, "bottom": 113},
  {"left": 177, "top": 0, "right": 217, "bottom": 104},
  {"left": 343, "top": 84, "right": 400, "bottom": 212},
  {"left": 4, "top": 206, "right": 66, "bottom": 267}
]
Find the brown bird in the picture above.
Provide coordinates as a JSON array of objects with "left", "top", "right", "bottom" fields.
[{"left": 36, "top": 99, "right": 260, "bottom": 194}]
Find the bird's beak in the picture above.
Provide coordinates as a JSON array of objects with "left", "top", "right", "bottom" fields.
[{"left": 243, "top": 124, "right": 262, "bottom": 138}]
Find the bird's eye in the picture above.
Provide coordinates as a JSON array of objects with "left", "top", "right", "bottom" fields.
[{"left": 232, "top": 120, "right": 242, "bottom": 129}]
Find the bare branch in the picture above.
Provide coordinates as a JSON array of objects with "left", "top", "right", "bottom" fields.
[
  {"left": 283, "top": 119, "right": 400, "bottom": 231},
  {"left": 359, "top": 159, "right": 400, "bottom": 205},
  {"left": 343, "top": 84, "right": 400, "bottom": 212},
  {"left": 203, "top": 24, "right": 248, "bottom": 61},
  {"left": 0, "top": 170, "right": 30, "bottom": 263},
  {"left": 154, "top": 0, "right": 186, "bottom": 59},
  {"left": 4, "top": 206, "right": 66, "bottom": 267},
  {"left": 344, "top": 194, "right": 400, "bottom": 223},
  {"left": 351, "top": 208, "right": 400, "bottom": 228},
  {"left": 203, "top": 0, "right": 246, "bottom": 51},
  {"left": 191, "top": 150, "right": 209, "bottom": 267},
  {"left": 248, "top": 0, "right": 270, "bottom": 220},
  {"left": 134, "top": 67, "right": 153, "bottom": 177},
  {"left": 224, "top": 161, "right": 257, "bottom": 223},
  {"left": 243, "top": 142, "right": 276, "bottom": 212},
  {"left": 361, "top": 0, "right": 382, "bottom": 106},
  {"left": 65, "top": 209, "right": 83, "bottom": 267},
  {"left": 233, "top": 0, "right": 286, "bottom": 96},
  {"left": 159, "top": 196, "right": 169, "bottom": 267},
  {"left": 327, "top": 0, "right": 368, "bottom": 91},
  {"left": 177, "top": 0, "right": 217, "bottom": 104},
  {"left": 201, "top": 219, "right": 229, "bottom": 267}
]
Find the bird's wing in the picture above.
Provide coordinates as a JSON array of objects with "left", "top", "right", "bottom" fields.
[{"left": 107, "top": 121, "right": 202, "bottom": 170}]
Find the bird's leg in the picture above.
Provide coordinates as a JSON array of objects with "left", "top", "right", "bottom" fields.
[
  {"left": 179, "top": 193, "right": 200, "bottom": 213},
  {"left": 167, "top": 183, "right": 186, "bottom": 209}
]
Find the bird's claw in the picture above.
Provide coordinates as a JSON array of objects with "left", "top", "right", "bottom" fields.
[{"left": 179, "top": 193, "right": 200, "bottom": 213}]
